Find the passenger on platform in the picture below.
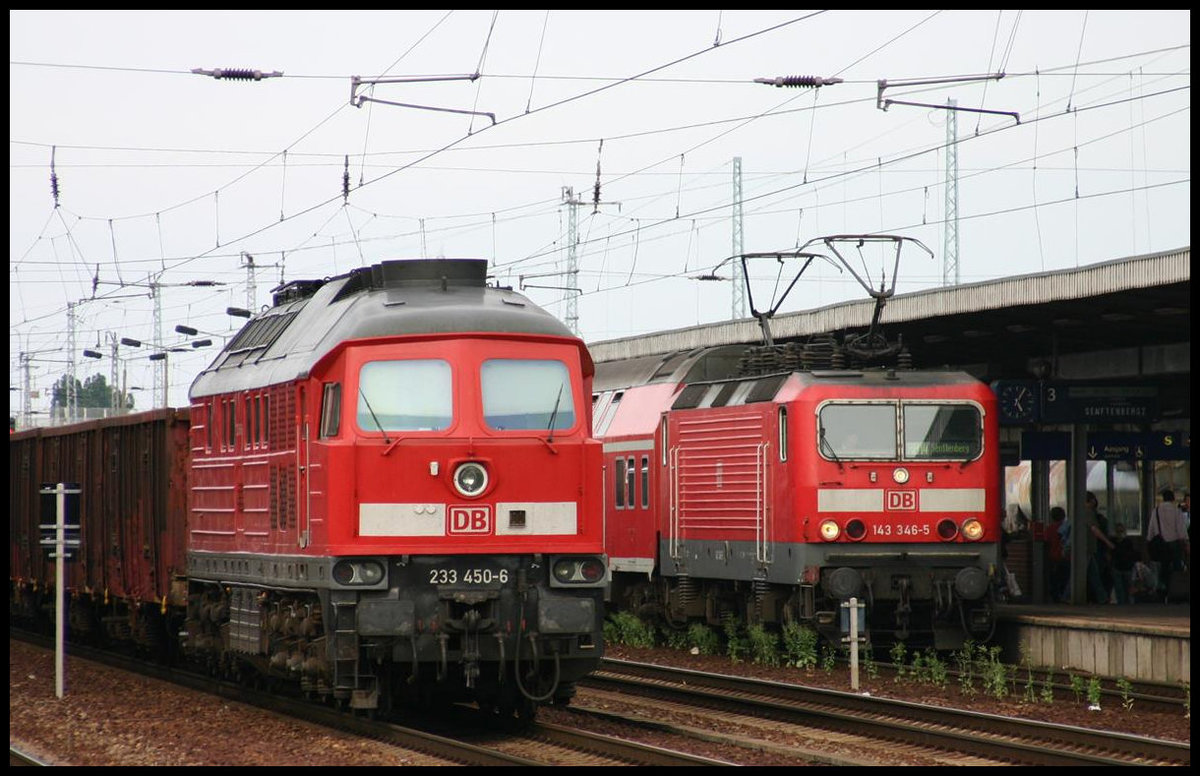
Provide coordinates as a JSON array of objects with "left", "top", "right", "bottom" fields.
[
  {"left": 1130, "top": 560, "right": 1159, "bottom": 603},
  {"left": 1147, "top": 489, "right": 1190, "bottom": 602},
  {"left": 1058, "top": 511, "right": 1073, "bottom": 598},
  {"left": 998, "top": 506, "right": 1027, "bottom": 604},
  {"left": 1110, "top": 524, "right": 1138, "bottom": 605},
  {"left": 1046, "top": 506, "right": 1069, "bottom": 602},
  {"left": 1084, "top": 492, "right": 1116, "bottom": 604},
  {"left": 1003, "top": 503, "right": 1030, "bottom": 536}
]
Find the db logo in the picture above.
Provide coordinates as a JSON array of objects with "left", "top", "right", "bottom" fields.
[
  {"left": 448, "top": 505, "right": 492, "bottom": 535},
  {"left": 886, "top": 490, "right": 916, "bottom": 511}
]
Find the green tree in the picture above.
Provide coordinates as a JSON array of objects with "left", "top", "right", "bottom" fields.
[{"left": 51, "top": 373, "right": 135, "bottom": 410}]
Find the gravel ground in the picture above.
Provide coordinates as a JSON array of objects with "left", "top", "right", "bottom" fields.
[{"left": 8, "top": 640, "right": 448, "bottom": 766}]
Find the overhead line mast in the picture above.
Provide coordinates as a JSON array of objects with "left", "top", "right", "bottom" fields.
[
  {"left": 731, "top": 157, "right": 745, "bottom": 319},
  {"left": 944, "top": 98, "right": 960, "bottom": 287}
]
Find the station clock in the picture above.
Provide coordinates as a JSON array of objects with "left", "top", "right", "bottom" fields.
[{"left": 991, "top": 379, "right": 1040, "bottom": 425}]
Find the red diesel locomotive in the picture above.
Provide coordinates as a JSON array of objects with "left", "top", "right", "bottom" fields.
[
  {"left": 596, "top": 237, "right": 1002, "bottom": 649},
  {"left": 11, "top": 258, "right": 606, "bottom": 720}
]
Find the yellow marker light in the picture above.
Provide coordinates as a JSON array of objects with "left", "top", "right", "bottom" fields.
[{"left": 961, "top": 518, "right": 984, "bottom": 541}]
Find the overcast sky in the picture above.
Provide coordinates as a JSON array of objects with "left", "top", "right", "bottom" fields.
[{"left": 9, "top": 9, "right": 1191, "bottom": 416}]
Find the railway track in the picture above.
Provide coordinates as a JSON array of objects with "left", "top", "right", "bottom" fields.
[
  {"left": 581, "top": 657, "right": 1190, "bottom": 766},
  {"left": 860, "top": 658, "right": 1189, "bottom": 711},
  {"left": 10, "top": 747, "right": 48, "bottom": 767},
  {"left": 10, "top": 631, "right": 727, "bottom": 766}
]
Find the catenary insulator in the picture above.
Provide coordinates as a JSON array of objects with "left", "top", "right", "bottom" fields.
[
  {"left": 754, "top": 75, "right": 844, "bottom": 88},
  {"left": 219, "top": 68, "right": 263, "bottom": 80},
  {"left": 192, "top": 67, "right": 284, "bottom": 81}
]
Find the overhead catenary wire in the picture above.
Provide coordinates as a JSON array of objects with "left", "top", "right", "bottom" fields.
[
  {"left": 10, "top": 45, "right": 1187, "bottom": 174},
  {"left": 35, "top": 8, "right": 828, "bottom": 301},
  {"left": 14, "top": 91, "right": 1185, "bottom": 297}
]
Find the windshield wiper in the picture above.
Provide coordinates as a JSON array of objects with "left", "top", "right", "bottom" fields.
[
  {"left": 819, "top": 427, "right": 842, "bottom": 466},
  {"left": 546, "top": 384, "right": 564, "bottom": 445},
  {"left": 358, "top": 387, "right": 391, "bottom": 445}
]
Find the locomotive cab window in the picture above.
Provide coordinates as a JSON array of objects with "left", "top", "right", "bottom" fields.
[
  {"left": 357, "top": 359, "right": 452, "bottom": 432},
  {"left": 481, "top": 359, "right": 575, "bottom": 432},
  {"left": 320, "top": 383, "right": 342, "bottom": 438},
  {"left": 902, "top": 403, "right": 982, "bottom": 461},
  {"left": 817, "top": 403, "right": 897, "bottom": 460}
]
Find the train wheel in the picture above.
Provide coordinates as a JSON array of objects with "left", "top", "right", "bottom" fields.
[
  {"left": 517, "top": 697, "right": 537, "bottom": 721},
  {"left": 552, "top": 681, "right": 576, "bottom": 707}
]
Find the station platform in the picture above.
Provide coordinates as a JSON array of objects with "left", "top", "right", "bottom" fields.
[{"left": 994, "top": 602, "right": 1190, "bottom": 685}]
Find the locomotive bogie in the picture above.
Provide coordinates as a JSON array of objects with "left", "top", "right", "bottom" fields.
[{"left": 178, "top": 551, "right": 605, "bottom": 709}]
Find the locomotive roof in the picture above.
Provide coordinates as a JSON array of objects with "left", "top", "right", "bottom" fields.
[
  {"left": 668, "top": 367, "right": 985, "bottom": 411},
  {"left": 593, "top": 343, "right": 982, "bottom": 394},
  {"left": 190, "top": 258, "right": 577, "bottom": 399},
  {"left": 791, "top": 369, "right": 985, "bottom": 388}
]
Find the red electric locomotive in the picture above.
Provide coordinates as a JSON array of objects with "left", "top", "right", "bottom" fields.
[
  {"left": 10, "top": 258, "right": 606, "bottom": 721},
  {"left": 598, "top": 236, "right": 1002, "bottom": 649}
]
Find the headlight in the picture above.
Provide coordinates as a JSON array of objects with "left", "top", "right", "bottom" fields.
[
  {"left": 892, "top": 467, "right": 910, "bottom": 484},
  {"left": 453, "top": 462, "right": 488, "bottom": 497},
  {"left": 819, "top": 520, "right": 841, "bottom": 541},
  {"left": 332, "top": 559, "right": 385, "bottom": 586},
  {"left": 550, "top": 556, "right": 606, "bottom": 585},
  {"left": 937, "top": 518, "right": 959, "bottom": 540},
  {"left": 845, "top": 519, "right": 866, "bottom": 541},
  {"left": 961, "top": 518, "right": 984, "bottom": 541}
]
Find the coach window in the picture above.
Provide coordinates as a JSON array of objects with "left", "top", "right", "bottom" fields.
[
  {"left": 245, "top": 394, "right": 253, "bottom": 450},
  {"left": 320, "top": 383, "right": 342, "bottom": 438},
  {"left": 626, "top": 457, "right": 636, "bottom": 509},
  {"left": 615, "top": 457, "right": 627, "bottom": 508},
  {"left": 902, "top": 403, "right": 982, "bottom": 461},
  {"left": 817, "top": 402, "right": 897, "bottom": 460},
  {"left": 206, "top": 401, "right": 214, "bottom": 452},
  {"left": 596, "top": 391, "right": 623, "bottom": 436},
  {"left": 481, "top": 359, "right": 575, "bottom": 432},
  {"left": 640, "top": 456, "right": 649, "bottom": 509},
  {"left": 358, "top": 359, "right": 451, "bottom": 432}
]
